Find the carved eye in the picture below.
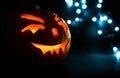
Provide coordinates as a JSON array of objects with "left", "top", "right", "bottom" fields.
[{"left": 20, "top": 14, "right": 45, "bottom": 34}]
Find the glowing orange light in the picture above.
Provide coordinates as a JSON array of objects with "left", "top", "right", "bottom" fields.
[
  {"left": 20, "top": 13, "right": 71, "bottom": 57},
  {"left": 52, "top": 28, "right": 58, "bottom": 37},
  {"left": 55, "top": 16, "right": 61, "bottom": 21},
  {"left": 58, "top": 21, "right": 68, "bottom": 32},
  {"left": 31, "top": 39, "right": 69, "bottom": 55},
  {"left": 21, "top": 24, "right": 45, "bottom": 34},
  {"left": 21, "top": 14, "right": 45, "bottom": 23},
  {"left": 54, "top": 16, "right": 68, "bottom": 32}
]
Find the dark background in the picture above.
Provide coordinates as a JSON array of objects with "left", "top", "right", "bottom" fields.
[{"left": 1, "top": 0, "right": 120, "bottom": 77}]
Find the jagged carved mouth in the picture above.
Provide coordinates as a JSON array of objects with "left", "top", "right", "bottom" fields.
[{"left": 31, "top": 39, "right": 69, "bottom": 55}]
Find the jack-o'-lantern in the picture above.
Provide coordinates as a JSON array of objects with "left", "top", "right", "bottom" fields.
[{"left": 14, "top": 9, "right": 71, "bottom": 64}]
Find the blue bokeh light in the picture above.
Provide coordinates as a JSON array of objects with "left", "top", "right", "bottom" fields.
[
  {"left": 65, "top": 0, "right": 73, "bottom": 8},
  {"left": 115, "top": 52, "right": 120, "bottom": 59},
  {"left": 76, "top": 9, "right": 81, "bottom": 14},
  {"left": 114, "top": 51, "right": 120, "bottom": 63},
  {"left": 92, "top": 17, "right": 97, "bottom": 22},
  {"left": 97, "top": 30, "right": 102, "bottom": 35},
  {"left": 67, "top": 20, "right": 72, "bottom": 24},
  {"left": 81, "top": 0, "right": 86, "bottom": 4},
  {"left": 115, "top": 26, "right": 119, "bottom": 32},
  {"left": 74, "top": 2, "right": 79, "bottom": 7},
  {"left": 100, "top": 16, "right": 104, "bottom": 21},
  {"left": 96, "top": 3, "right": 102, "bottom": 8},
  {"left": 82, "top": 4, "right": 87, "bottom": 9},
  {"left": 102, "top": 15, "right": 108, "bottom": 21},
  {"left": 99, "top": 15, "right": 108, "bottom": 21},
  {"left": 113, "top": 47, "right": 118, "bottom": 52},
  {"left": 75, "top": 17, "right": 79, "bottom": 22},
  {"left": 98, "top": 0, "right": 103, "bottom": 3},
  {"left": 107, "top": 19, "right": 113, "bottom": 24}
]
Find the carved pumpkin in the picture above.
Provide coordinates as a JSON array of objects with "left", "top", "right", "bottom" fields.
[{"left": 15, "top": 9, "right": 71, "bottom": 64}]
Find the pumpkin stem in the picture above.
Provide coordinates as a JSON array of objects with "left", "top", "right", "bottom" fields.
[{"left": 35, "top": 5, "right": 40, "bottom": 10}]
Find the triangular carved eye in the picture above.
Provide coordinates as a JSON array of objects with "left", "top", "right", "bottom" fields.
[
  {"left": 21, "top": 24, "right": 45, "bottom": 34},
  {"left": 20, "top": 14, "right": 46, "bottom": 34}
]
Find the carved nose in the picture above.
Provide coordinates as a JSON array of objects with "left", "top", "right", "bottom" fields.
[{"left": 52, "top": 28, "right": 59, "bottom": 37}]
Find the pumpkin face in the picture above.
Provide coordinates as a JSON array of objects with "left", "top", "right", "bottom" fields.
[{"left": 16, "top": 10, "right": 71, "bottom": 64}]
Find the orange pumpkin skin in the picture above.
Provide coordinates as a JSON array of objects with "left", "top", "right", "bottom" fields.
[{"left": 15, "top": 9, "right": 71, "bottom": 64}]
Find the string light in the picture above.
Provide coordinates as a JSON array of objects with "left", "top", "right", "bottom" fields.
[
  {"left": 115, "top": 26, "right": 119, "bottom": 32},
  {"left": 92, "top": 17, "right": 97, "bottom": 22},
  {"left": 65, "top": 0, "right": 119, "bottom": 58},
  {"left": 76, "top": 9, "right": 81, "bottom": 14},
  {"left": 74, "top": 2, "right": 79, "bottom": 7}
]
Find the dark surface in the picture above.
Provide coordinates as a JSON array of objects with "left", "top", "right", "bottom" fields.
[
  {"left": 4, "top": 48, "right": 120, "bottom": 78},
  {"left": 6, "top": 52, "right": 120, "bottom": 78},
  {"left": 1, "top": 0, "right": 120, "bottom": 77}
]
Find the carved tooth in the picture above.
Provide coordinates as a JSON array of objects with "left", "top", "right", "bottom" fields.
[
  {"left": 54, "top": 48, "right": 60, "bottom": 55},
  {"left": 60, "top": 45, "right": 65, "bottom": 53},
  {"left": 31, "top": 39, "right": 69, "bottom": 55},
  {"left": 60, "top": 39, "right": 69, "bottom": 52},
  {"left": 42, "top": 51, "right": 47, "bottom": 55},
  {"left": 50, "top": 50, "right": 54, "bottom": 55}
]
